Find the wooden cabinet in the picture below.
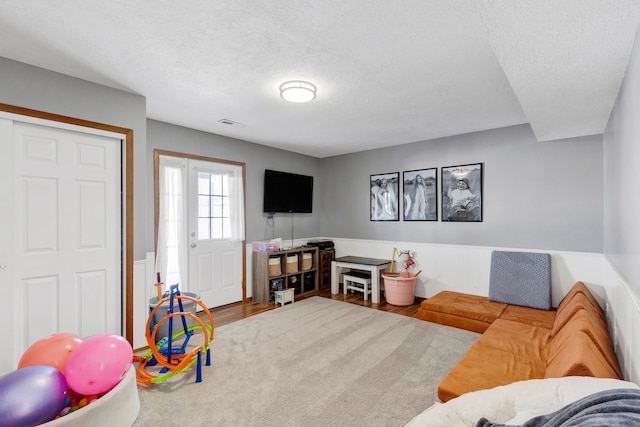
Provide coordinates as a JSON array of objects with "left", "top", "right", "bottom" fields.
[
  {"left": 252, "top": 246, "right": 318, "bottom": 305},
  {"left": 318, "top": 248, "right": 335, "bottom": 290}
]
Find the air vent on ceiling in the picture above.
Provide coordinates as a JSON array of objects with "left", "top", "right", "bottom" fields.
[{"left": 217, "top": 119, "right": 245, "bottom": 128}]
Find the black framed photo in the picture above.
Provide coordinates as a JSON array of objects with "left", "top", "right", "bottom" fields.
[
  {"left": 370, "top": 172, "right": 399, "bottom": 221},
  {"left": 441, "top": 163, "right": 483, "bottom": 222},
  {"left": 403, "top": 168, "right": 437, "bottom": 221}
]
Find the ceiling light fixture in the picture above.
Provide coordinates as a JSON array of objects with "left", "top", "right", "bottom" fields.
[{"left": 279, "top": 80, "right": 317, "bottom": 103}]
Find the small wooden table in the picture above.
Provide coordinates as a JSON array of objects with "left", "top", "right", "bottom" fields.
[{"left": 331, "top": 256, "right": 392, "bottom": 304}]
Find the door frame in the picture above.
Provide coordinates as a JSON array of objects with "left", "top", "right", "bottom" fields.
[
  {"left": 0, "top": 102, "right": 135, "bottom": 344},
  {"left": 154, "top": 149, "right": 247, "bottom": 301}
]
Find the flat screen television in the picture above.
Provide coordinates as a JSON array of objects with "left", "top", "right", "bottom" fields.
[{"left": 263, "top": 169, "right": 313, "bottom": 213}]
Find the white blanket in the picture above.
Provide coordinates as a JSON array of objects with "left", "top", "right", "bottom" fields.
[{"left": 406, "top": 377, "right": 639, "bottom": 427}]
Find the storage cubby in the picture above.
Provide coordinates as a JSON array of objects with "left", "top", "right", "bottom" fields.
[
  {"left": 268, "top": 277, "right": 284, "bottom": 301},
  {"left": 288, "top": 273, "right": 302, "bottom": 294},
  {"left": 252, "top": 246, "right": 318, "bottom": 304},
  {"left": 303, "top": 271, "right": 316, "bottom": 293}
]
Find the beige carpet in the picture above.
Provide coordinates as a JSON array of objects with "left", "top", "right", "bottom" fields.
[{"left": 133, "top": 297, "right": 479, "bottom": 427}]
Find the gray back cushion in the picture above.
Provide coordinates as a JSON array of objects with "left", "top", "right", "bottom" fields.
[{"left": 489, "top": 251, "right": 551, "bottom": 310}]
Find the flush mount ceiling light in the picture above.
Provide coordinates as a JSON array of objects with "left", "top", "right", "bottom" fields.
[{"left": 279, "top": 80, "right": 317, "bottom": 103}]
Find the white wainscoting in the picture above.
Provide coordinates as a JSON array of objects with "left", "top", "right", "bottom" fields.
[
  {"left": 133, "top": 238, "right": 640, "bottom": 383},
  {"left": 603, "top": 261, "right": 640, "bottom": 385},
  {"left": 246, "top": 246, "right": 252, "bottom": 300},
  {"left": 329, "top": 238, "right": 604, "bottom": 306},
  {"left": 132, "top": 252, "right": 155, "bottom": 350}
]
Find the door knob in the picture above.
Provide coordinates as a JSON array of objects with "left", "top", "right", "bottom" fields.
[{"left": 190, "top": 243, "right": 197, "bottom": 248}]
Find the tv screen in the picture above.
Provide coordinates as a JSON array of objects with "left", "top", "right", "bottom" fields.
[{"left": 263, "top": 169, "right": 313, "bottom": 213}]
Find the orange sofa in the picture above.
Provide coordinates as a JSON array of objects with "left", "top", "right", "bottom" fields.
[{"left": 419, "top": 282, "right": 623, "bottom": 402}]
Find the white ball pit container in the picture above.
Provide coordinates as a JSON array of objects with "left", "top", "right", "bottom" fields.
[{"left": 43, "top": 365, "right": 139, "bottom": 427}]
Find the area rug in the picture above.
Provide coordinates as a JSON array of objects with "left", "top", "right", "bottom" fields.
[{"left": 133, "top": 297, "right": 479, "bottom": 427}]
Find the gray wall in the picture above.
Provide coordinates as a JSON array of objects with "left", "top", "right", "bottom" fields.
[
  {"left": 319, "top": 124, "right": 604, "bottom": 253},
  {"left": 0, "top": 57, "right": 149, "bottom": 260},
  {"left": 604, "top": 28, "right": 640, "bottom": 296},
  {"left": 0, "top": 56, "right": 607, "bottom": 259},
  {"left": 146, "top": 120, "right": 322, "bottom": 251}
]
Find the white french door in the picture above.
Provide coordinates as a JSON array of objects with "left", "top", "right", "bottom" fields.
[
  {"left": 0, "top": 118, "right": 123, "bottom": 374},
  {"left": 188, "top": 159, "right": 243, "bottom": 307},
  {"left": 156, "top": 154, "right": 244, "bottom": 309}
]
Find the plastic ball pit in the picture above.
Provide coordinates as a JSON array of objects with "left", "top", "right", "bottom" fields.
[{"left": 42, "top": 366, "right": 139, "bottom": 427}]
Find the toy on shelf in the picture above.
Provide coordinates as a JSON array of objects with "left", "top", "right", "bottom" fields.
[{"left": 134, "top": 277, "right": 214, "bottom": 385}]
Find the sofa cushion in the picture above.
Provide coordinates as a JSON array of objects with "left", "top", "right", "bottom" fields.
[
  {"left": 417, "top": 309, "right": 494, "bottom": 334},
  {"left": 545, "top": 330, "right": 621, "bottom": 379},
  {"left": 556, "top": 281, "right": 605, "bottom": 321},
  {"left": 552, "top": 292, "right": 604, "bottom": 337},
  {"left": 478, "top": 319, "right": 551, "bottom": 360},
  {"left": 438, "top": 343, "right": 546, "bottom": 402},
  {"left": 430, "top": 279, "right": 623, "bottom": 404},
  {"left": 419, "top": 291, "right": 507, "bottom": 333},
  {"left": 489, "top": 251, "right": 551, "bottom": 310},
  {"left": 498, "top": 305, "right": 556, "bottom": 329},
  {"left": 548, "top": 308, "right": 622, "bottom": 378}
]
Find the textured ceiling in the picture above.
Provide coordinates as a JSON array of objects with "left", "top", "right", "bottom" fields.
[{"left": 0, "top": 1, "right": 639, "bottom": 158}]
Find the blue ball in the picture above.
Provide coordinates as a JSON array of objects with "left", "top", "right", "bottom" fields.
[{"left": 0, "top": 365, "right": 68, "bottom": 427}]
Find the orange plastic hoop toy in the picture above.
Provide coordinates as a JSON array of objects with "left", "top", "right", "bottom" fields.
[{"left": 134, "top": 284, "right": 214, "bottom": 384}]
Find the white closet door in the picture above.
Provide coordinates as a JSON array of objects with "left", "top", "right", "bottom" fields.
[{"left": 0, "top": 119, "right": 122, "bottom": 374}]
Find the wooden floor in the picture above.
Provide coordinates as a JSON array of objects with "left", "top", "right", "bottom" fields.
[{"left": 204, "top": 288, "right": 425, "bottom": 328}]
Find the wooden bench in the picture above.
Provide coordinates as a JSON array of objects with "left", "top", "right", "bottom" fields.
[{"left": 342, "top": 270, "right": 372, "bottom": 300}]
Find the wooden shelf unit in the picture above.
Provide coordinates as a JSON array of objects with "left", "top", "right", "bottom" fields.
[{"left": 252, "top": 246, "right": 319, "bottom": 305}]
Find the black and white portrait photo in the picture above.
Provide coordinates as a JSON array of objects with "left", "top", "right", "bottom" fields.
[
  {"left": 441, "top": 163, "right": 483, "bottom": 222},
  {"left": 370, "top": 172, "right": 399, "bottom": 221},
  {"left": 403, "top": 168, "right": 437, "bottom": 221}
]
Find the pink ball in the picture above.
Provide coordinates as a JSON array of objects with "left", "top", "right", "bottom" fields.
[
  {"left": 18, "top": 333, "right": 83, "bottom": 373},
  {"left": 64, "top": 334, "right": 133, "bottom": 395}
]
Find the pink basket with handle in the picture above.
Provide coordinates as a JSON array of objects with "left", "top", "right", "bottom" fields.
[{"left": 382, "top": 272, "right": 418, "bottom": 306}]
